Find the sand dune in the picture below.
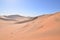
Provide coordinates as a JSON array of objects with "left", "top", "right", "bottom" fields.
[{"left": 0, "top": 12, "right": 60, "bottom": 40}]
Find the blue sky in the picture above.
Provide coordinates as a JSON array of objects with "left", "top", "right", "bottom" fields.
[{"left": 0, "top": 0, "right": 60, "bottom": 16}]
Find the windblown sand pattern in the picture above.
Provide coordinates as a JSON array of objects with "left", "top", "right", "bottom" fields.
[{"left": 0, "top": 12, "right": 60, "bottom": 40}]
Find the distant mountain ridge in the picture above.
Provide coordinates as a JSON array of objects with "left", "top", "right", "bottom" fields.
[
  {"left": 0, "top": 15, "right": 36, "bottom": 24},
  {"left": 4, "top": 15, "right": 24, "bottom": 19}
]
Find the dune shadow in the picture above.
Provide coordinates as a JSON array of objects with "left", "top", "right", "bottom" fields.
[
  {"left": 0, "top": 18, "right": 16, "bottom": 21},
  {"left": 15, "top": 17, "right": 38, "bottom": 24}
]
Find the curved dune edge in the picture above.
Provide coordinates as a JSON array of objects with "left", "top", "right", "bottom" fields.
[{"left": 0, "top": 12, "right": 60, "bottom": 40}]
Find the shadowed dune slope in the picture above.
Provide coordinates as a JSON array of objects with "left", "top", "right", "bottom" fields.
[{"left": 0, "top": 12, "right": 60, "bottom": 40}]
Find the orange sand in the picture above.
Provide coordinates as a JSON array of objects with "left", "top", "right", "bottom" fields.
[{"left": 0, "top": 12, "right": 60, "bottom": 40}]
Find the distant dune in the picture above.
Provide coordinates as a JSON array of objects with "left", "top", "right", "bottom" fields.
[{"left": 0, "top": 12, "right": 60, "bottom": 40}]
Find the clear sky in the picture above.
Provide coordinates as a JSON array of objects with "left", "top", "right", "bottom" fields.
[{"left": 0, "top": 0, "right": 60, "bottom": 16}]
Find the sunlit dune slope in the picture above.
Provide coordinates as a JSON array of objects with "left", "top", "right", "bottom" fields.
[{"left": 0, "top": 12, "right": 60, "bottom": 40}]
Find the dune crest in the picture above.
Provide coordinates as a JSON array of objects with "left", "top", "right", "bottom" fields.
[{"left": 0, "top": 12, "right": 60, "bottom": 40}]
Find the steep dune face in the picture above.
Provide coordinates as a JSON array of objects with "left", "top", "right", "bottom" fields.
[{"left": 0, "top": 12, "right": 60, "bottom": 40}]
